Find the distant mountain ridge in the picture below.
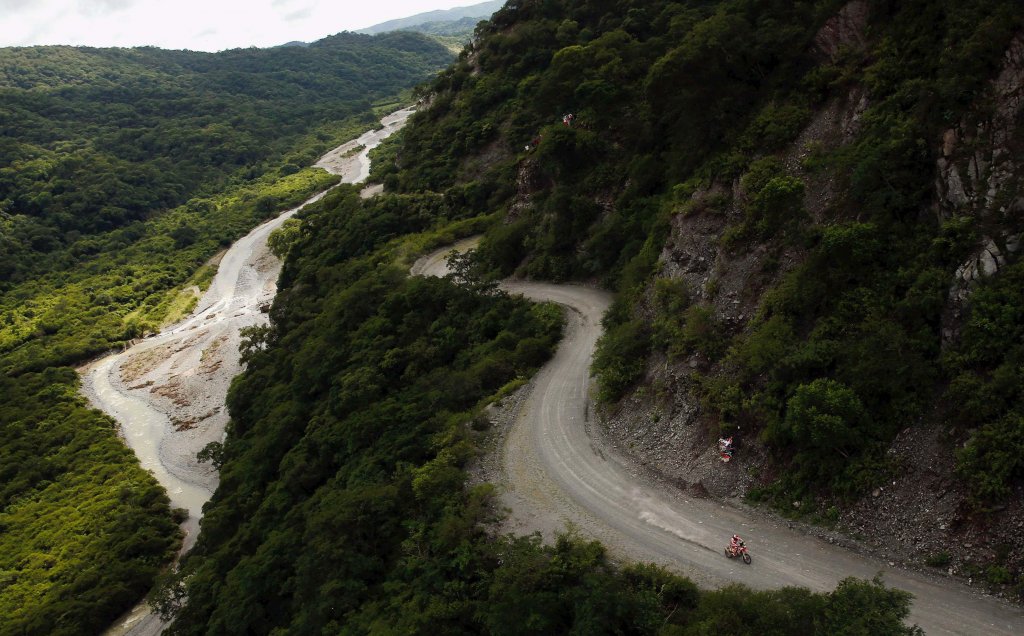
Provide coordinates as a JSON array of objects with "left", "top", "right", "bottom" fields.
[
  {"left": 406, "top": 15, "right": 483, "bottom": 37},
  {"left": 357, "top": 0, "right": 503, "bottom": 35}
]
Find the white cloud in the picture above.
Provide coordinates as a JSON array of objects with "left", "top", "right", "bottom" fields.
[
  {"left": 78, "top": 0, "right": 136, "bottom": 17},
  {"left": 0, "top": 0, "right": 489, "bottom": 51},
  {"left": 0, "top": 0, "right": 32, "bottom": 11},
  {"left": 283, "top": 7, "right": 313, "bottom": 22}
]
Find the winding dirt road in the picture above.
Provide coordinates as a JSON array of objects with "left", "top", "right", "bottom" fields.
[
  {"left": 87, "top": 108, "right": 414, "bottom": 636},
  {"left": 415, "top": 241, "right": 1024, "bottom": 636}
]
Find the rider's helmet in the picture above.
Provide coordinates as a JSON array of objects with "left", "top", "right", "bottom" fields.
[{"left": 732, "top": 534, "right": 740, "bottom": 541}]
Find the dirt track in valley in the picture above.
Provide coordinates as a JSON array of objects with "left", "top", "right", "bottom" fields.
[
  {"left": 86, "top": 108, "right": 414, "bottom": 636},
  {"left": 414, "top": 240, "right": 1024, "bottom": 636}
]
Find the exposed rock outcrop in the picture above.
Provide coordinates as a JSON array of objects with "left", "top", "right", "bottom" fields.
[
  {"left": 937, "top": 33, "right": 1024, "bottom": 343},
  {"left": 601, "top": 5, "right": 876, "bottom": 499},
  {"left": 813, "top": 0, "right": 869, "bottom": 63},
  {"left": 936, "top": 35, "right": 1024, "bottom": 222},
  {"left": 507, "top": 158, "right": 546, "bottom": 220}
]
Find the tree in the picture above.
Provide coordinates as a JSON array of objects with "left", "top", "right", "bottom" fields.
[
  {"left": 820, "top": 576, "right": 922, "bottom": 636},
  {"left": 782, "top": 378, "right": 869, "bottom": 459},
  {"left": 267, "top": 218, "right": 302, "bottom": 259},
  {"left": 171, "top": 223, "right": 198, "bottom": 248}
]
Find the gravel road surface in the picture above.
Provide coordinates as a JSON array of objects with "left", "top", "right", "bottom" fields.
[{"left": 414, "top": 241, "right": 1024, "bottom": 636}]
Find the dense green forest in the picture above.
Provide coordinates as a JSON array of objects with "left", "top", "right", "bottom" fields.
[
  {"left": 382, "top": 0, "right": 1024, "bottom": 515},
  {"left": 0, "top": 32, "right": 451, "bottom": 635},
  {"left": 7, "top": 0, "right": 1021, "bottom": 630},
  {"left": 161, "top": 182, "right": 920, "bottom": 634},
  {"left": 0, "top": 32, "right": 451, "bottom": 284},
  {"left": 0, "top": 369, "right": 182, "bottom": 635}
]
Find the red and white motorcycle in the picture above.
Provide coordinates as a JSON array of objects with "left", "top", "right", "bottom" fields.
[
  {"left": 718, "top": 436, "right": 735, "bottom": 462},
  {"left": 725, "top": 541, "right": 752, "bottom": 564}
]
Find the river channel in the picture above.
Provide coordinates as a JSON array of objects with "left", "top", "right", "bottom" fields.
[{"left": 85, "top": 107, "right": 413, "bottom": 635}]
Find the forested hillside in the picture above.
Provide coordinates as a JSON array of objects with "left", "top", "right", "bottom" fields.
[
  {"left": 7, "top": 0, "right": 1017, "bottom": 630},
  {"left": 0, "top": 32, "right": 451, "bottom": 635},
  {"left": 160, "top": 186, "right": 920, "bottom": 634},
  {"left": 376, "top": 0, "right": 1024, "bottom": 595},
  {"left": 152, "top": 1, "right": 967, "bottom": 633},
  {"left": 0, "top": 32, "right": 450, "bottom": 284}
]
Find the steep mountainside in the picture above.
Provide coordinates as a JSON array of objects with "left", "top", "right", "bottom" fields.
[
  {"left": 160, "top": 170, "right": 919, "bottom": 636},
  {"left": 147, "top": 0, "right": 1024, "bottom": 633},
  {"left": 374, "top": 0, "right": 1024, "bottom": 597}
]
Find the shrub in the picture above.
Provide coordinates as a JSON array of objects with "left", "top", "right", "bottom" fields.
[
  {"left": 956, "top": 413, "right": 1024, "bottom": 503},
  {"left": 680, "top": 305, "right": 727, "bottom": 360},
  {"left": 778, "top": 379, "right": 869, "bottom": 457},
  {"left": 651, "top": 278, "right": 691, "bottom": 355},
  {"left": 925, "top": 552, "right": 951, "bottom": 568},
  {"left": 594, "top": 317, "right": 651, "bottom": 402}
]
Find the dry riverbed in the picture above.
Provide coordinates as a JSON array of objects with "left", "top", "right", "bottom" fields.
[{"left": 84, "top": 107, "right": 413, "bottom": 636}]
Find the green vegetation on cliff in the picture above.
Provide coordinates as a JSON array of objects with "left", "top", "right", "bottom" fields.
[
  {"left": 370, "top": 0, "right": 1024, "bottom": 593},
  {"left": 381, "top": 0, "right": 1024, "bottom": 512}
]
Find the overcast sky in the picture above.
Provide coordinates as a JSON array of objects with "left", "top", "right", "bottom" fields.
[{"left": 2, "top": 0, "right": 484, "bottom": 51}]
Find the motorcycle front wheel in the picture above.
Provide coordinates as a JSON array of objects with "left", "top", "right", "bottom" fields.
[{"left": 742, "top": 553, "right": 752, "bottom": 565}]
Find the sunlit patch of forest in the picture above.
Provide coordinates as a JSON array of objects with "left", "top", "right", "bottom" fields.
[{"left": 0, "top": 31, "right": 452, "bottom": 634}]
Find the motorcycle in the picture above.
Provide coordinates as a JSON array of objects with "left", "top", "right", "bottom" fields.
[
  {"left": 725, "top": 542, "right": 752, "bottom": 564},
  {"left": 718, "top": 436, "right": 734, "bottom": 462}
]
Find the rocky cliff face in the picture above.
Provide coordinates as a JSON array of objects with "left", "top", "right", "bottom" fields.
[
  {"left": 812, "top": 0, "right": 869, "bottom": 63},
  {"left": 594, "top": 5, "right": 1024, "bottom": 597},
  {"left": 938, "top": 34, "right": 1024, "bottom": 342},
  {"left": 600, "top": 4, "right": 874, "bottom": 501},
  {"left": 845, "top": 28, "right": 1024, "bottom": 594}
]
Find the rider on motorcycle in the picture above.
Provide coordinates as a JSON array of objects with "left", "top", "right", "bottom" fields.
[
  {"left": 718, "top": 436, "right": 735, "bottom": 461},
  {"left": 729, "top": 534, "right": 744, "bottom": 555}
]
